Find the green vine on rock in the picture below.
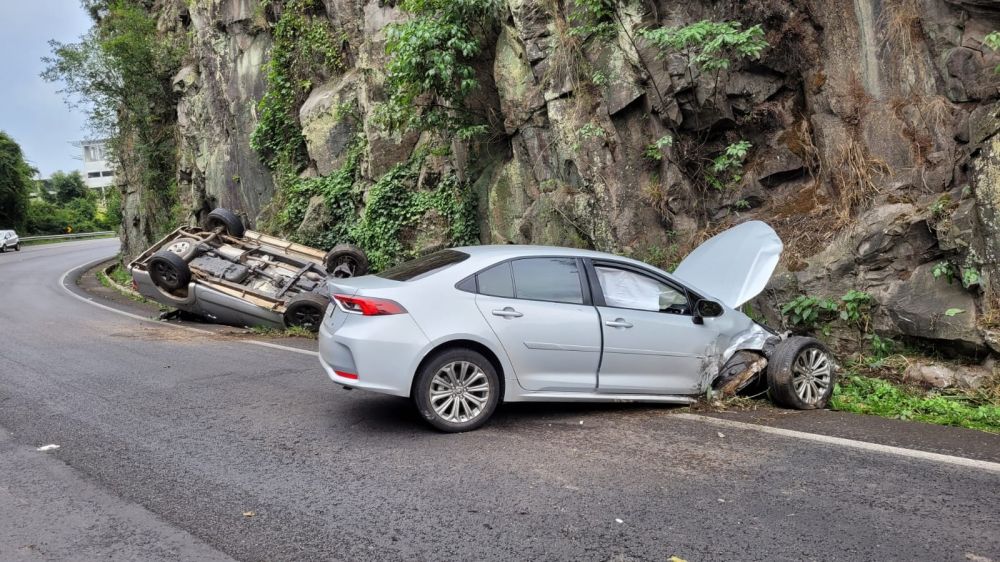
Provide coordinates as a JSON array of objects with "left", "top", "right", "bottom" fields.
[
  {"left": 251, "top": 0, "right": 347, "bottom": 174},
  {"left": 352, "top": 150, "right": 479, "bottom": 270},
  {"left": 377, "top": 0, "right": 500, "bottom": 135}
]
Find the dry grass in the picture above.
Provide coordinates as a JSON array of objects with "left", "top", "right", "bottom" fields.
[
  {"left": 878, "top": 0, "right": 923, "bottom": 61},
  {"left": 830, "top": 139, "right": 890, "bottom": 223}
]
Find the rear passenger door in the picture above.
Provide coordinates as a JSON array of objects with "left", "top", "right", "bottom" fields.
[{"left": 472, "top": 257, "right": 601, "bottom": 392}]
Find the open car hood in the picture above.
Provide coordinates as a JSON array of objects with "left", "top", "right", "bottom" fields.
[{"left": 671, "top": 221, "right": 783, "bottom": 309}]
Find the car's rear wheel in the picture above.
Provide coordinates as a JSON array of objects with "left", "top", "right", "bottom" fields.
[
  {"left": 767, "top": 337, "right": 835, "bottom": 409},
  {"left": 14, "top": 243, "right": 19, "bottom": 251},
  {"left": 324, "top": 244, "right": 369, "bottom": 278},
  {"left": 148, "top": 250, "right": 192, "bottom": 292},
  {"left": 204, "top": 208, "right": 245, "bottom": 238},
  {"left": 414, "top": 349, "right": 500, "bottom": 433},
  {"left": 283, "top": 292, "right": 329, "bottom": 331}
]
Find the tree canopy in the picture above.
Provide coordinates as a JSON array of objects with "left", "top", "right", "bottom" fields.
[{"left": 0, "top": 131, "right": 34, "bottom": 231}]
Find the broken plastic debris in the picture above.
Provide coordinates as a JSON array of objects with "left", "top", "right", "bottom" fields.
[
  {"left": 36, "top": 444, "right": 60, "bottom": 452},
  {"left": 614, "top": 518, "right": 623, "bottom": 524},
  {"left": 242, "top": 511, "right": 256, "bottom": 518},
  {"left": 717, "top": 432, "right": 725, "bottom": 438},
  {"left": 668, "top": 557, "right": 688, "bottom": 562}
]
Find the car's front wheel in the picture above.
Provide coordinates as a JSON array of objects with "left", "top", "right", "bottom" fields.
[
  {"left": 767, "top": 337, "right": 836, "bottom": 409},
  {"left": 13, "top": 243, "right": 19, "bottom": 251},
  {"left": 414, "top": 349, "right": 500, "bottom": 433}
]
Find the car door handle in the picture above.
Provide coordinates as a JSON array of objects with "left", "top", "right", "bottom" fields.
[
  {"left": 492, "top": 307, "right": 523, "bottom": 318},
  {"left": 605, "top": 318, "right": 633, "bottom": 328}
]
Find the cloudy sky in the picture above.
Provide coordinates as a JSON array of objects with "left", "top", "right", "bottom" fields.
[{"left": 0, "top": 2, "right": 93, "bottom": 178}]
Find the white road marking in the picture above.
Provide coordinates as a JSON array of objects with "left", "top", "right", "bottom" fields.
[
  {"left": 60, "top": 257, "right": 319, "bottom": 358},
  {"left": 676, "top": 413, "right": 1000, "bottom": 474}
]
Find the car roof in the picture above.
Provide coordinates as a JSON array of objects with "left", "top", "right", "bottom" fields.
[{"left": 451, "top": 245, "right": 669, "bottom": 275}]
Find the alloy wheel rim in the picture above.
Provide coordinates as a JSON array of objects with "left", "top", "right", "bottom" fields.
[
  {"left": 791, "top": 347, "right": 832, "bottom": 405},
  {"left": 167, "top": 241, "right": 191, "bottom": 255},
  {"left": 154, "top": 262, "right": 178, "bottom": 286},
  {"left": 430, "top": 361, "right": 490, "bottom": 423},
  {"left": 293, "top": 307, "right": 322, "bottom": 327}
]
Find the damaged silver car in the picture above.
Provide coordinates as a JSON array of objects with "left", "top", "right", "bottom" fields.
[
  {"left": 130, "top": 208, "right": 368, "bottom": 331},
  {"left": 318, "top": 221, "right": 835, "bottom": 432}
]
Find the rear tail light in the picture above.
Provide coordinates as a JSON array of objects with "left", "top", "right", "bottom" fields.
[{"left": 333, "top": 294, "right": 407, "bottom": 316}]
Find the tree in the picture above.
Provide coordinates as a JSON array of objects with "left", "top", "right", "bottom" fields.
[
  {"left": 50, "top": 170, "right": 88, "bottom": 204},
  {"left": 0, "top": 131, "right": 34, "bottom": 230}
]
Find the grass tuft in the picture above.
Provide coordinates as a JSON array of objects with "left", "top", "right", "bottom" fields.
[{"left": 831, "top": 374, "right": 1000, "bottom": 433}]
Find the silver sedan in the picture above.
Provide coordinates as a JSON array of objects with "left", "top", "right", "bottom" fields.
[{"left": 319, "top": 222, "right": 835, "bottom": 432}]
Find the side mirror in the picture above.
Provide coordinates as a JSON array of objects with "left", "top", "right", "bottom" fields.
[{"left": 693, "top": 299, "right": 724, "bottom": 324}]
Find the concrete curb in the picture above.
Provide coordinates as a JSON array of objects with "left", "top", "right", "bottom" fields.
[{"left": 100, "top": 260, "right": 143, "bottom": 299}]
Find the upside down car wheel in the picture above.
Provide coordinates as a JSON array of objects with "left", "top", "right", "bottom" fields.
[
  {"left": 205, "top": 208, "right": 245, "bottom": 238},
  {"left": 283, "top": 292, "right": 330, "bottom": 332},
  {"left": 148, "top": 250, "right": 192, "bottom": 292},
  {"left": 767, "top": 336, "right": 836, "bottom": 409},
  {"left": 414, "top": 348, "right": 500, "bottom": 433},
  {"left": 324, "top": 243, "right": 369, "bottom": 278}
]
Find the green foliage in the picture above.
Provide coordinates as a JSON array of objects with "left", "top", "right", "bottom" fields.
[
  {"left": 251, "top": 0, "right": 347, "bottom": 173},
  {"left": 932, "top": 260, "right": 955, "bottom": 283},
  {"left": 782, "top": 289, "right": 873, "bottom": 331},
  {"left": 0, "top": 131, "right": 34, "bottom": 231},
  {"left": 49, "top": 170, "right": 88, "bottom": 204},
  {"left": 378, "top": 0, "right": 499, "bottom": 134},
  {"left": 590, "top": 70, "right": 609, "bottom": 86},
  {"left": 569, "top": 0, "right": 617, "bottom": 38},
  {"left": 832, "top": 375, "right": 1000, "bottom": 433},
  {"left": 839, "top": 289, "right": 872, "bottom": 324},
  {"left": 962, "top": 266, "right": 981, "bottom": 288},
  {"left": 985, "top": 31, "right": 1000, "bottom": 73},
  {"left": 640, "top": 20, "right": 768, "bottom": 74},
  {"left": 643, "top": 135, "right": 674, "bottom": 161},
  {"left": 929, "top": 194, "right": 952, "bottom": 217},
  {"left": 782, "top": 295, "right": 839, "bottom": 327},
  {"left": 352, "top": 151, "right": 479, "bottom": 270},
  {"left": 43, "top": 0, "right": 184, "bottom": 239},
  {"left": 866, "top": 333, "right": 894, "bottom": 361},
  {"left": 706, "top": 140, "right": 752, "bottom": 190},
  {"left": 944, "top": 308, "right": 965, "bottom": 317},
  {"left": 25, "top": 189, "right": 116, "bottom": 235}
]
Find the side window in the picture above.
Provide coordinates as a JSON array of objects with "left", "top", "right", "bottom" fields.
[
  {"left": 476, "top": 262, "right": 514, "bottom": 298},
  {"left": 595, "top": 266, "right": 689, "bottom": 314},
  {"left": 511, "top": 258, "right": 584, "bottom": 304}
]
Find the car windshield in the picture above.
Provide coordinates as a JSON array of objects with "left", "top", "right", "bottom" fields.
[{"left": 377, "top": 250, "right": 470, "bottom": 281}]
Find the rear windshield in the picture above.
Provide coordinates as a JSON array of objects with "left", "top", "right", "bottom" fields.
[{"left": 377, "top": 250, "right": 470, "bottom": 281}]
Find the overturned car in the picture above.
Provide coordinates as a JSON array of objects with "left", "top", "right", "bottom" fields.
[{"left": 129, "top": 208, "right": 367, "bottom": 331}]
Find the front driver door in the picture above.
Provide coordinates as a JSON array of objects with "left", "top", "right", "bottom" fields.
[
  {"left": 474, "top": 257, "right": 601, "bottom": 392},
  {"left": 590, "top": 262, "right": 720, "bottom": 395}
]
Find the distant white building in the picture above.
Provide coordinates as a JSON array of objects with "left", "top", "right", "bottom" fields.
[{"left": 74, "top": 139, "right": 115, "bottom": 190}]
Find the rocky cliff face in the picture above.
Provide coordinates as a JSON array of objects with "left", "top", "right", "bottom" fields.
[{"left": 127, "top": 0, "right": 1000, "bottom": 354}]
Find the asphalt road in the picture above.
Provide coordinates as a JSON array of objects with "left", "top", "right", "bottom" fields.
[{"left": 0, "top": 239, "right": 998, "bottom": 561}]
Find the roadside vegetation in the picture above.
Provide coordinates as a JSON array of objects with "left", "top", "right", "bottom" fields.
[
  {"left": 0, "top": 130, "right": 34, "bottom": 231},
  {"left": 28, "top": 171, "right": 120, "bottom": 235},
  {"left": 248, "top": 325, "right": 318, "bottom": 339}
]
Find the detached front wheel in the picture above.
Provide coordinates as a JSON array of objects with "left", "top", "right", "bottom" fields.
[
  {"left": 767, "top": 337, "right": 835, "bottom": 409},
  {"left": 414, "top": 349, "right": 500, "bottom": 433}
]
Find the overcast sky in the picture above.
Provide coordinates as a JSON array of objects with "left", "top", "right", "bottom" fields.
[{"left": 0, "top": 2, "right": 93, "bottom": 178}]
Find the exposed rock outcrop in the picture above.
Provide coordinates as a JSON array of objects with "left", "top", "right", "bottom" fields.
[{"left": 122, "top": 0, "right": 1000, "bottom": 353}]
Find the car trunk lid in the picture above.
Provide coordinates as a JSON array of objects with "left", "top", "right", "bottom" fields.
[{"left": 671, "top": 221, "right": 783, "bottom": 308}]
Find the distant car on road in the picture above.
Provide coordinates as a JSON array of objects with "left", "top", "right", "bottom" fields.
[
  {"left": 0, "top": 230, "right": 20, "bottom": 252},
  {"left": 319, "top": 221, "right": 836, "bottom": 432},
  {"left": 129, "top": 208, "right": 368, "bottom": 331}
]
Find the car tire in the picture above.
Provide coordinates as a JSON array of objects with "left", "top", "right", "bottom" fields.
[
  {"left": 162, "top": 237, "right": 199, "bottom": 261},
  {"left": 283, "top": 292, "right": 329, "bottom": 332},
  {"left": 0, "top": 245, "right": 5, "bottom": 253},
  {"left": 767, "top": 336, "right": 836, "bottom": 410},
  {"left": 413, "top": 348, "right": 500, "bottom": 433},
  {"left": 205, "top": 208, "right": 245, "bottom": 238},
  {"left": 148, "top": 250, "right": 192, "bottom": 292},
  {"left": 324, "top": 244, "right": 369, "bottom": 278},
  {"left": 14, "top": 243, "right": 19, "bottom": 251}
]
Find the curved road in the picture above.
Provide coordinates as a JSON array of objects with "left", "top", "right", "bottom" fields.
[{"left": 0, "top": 239, "right": 998, "bottom": 561}]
